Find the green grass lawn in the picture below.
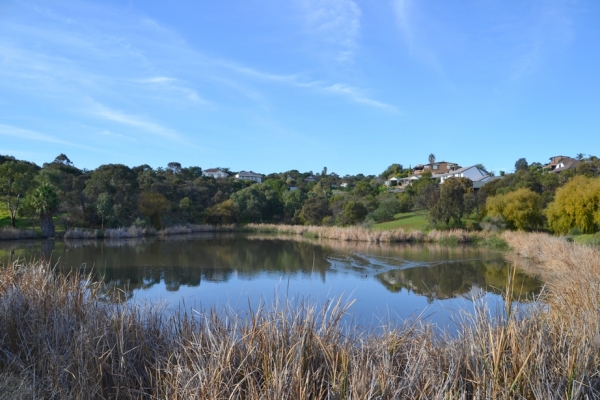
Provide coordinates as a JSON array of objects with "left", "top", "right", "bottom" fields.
[
  {"left": 373, "top": 212, "right": 430, "bottom": 231},
  {"left": 573, "top": 232, "right": 600, "bottom": 246},
  {"left": 0, "top": 208, "right": 65, "bottom": 234},
  {"left": 373, "top": 211, "right": 480, "bottom": 231}
]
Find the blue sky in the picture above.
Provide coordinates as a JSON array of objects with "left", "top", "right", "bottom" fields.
[{"left": 1, "top": 0, "right": 598, "bottom": 176}]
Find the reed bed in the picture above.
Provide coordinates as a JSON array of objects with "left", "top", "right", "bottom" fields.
[
  {"left": 244, "top": 223, "right": 502, "bottom": 246},
  {"left": 0, "top": 228, "right": 36, "bottom": 241},
  {"left": 103, "top": 226, "right": 156, "bottom": 238},
  {"left": 160, "top": 224, "right": 237, "bottom": 236},
  {"left": 64, "top": 228, "right": 99, "bottom": 239},
  {"left": 1, "top": 232, "right": 600, "bottom": 399}
]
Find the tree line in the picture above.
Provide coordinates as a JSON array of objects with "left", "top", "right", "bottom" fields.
[{"left": 1, "top": 154, "right": 600, "bottom": 237}]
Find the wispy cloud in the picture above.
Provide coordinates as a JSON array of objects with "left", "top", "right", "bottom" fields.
[
  {"left": 324, "top": 84, "right": 399, "bottom": 112},
  {"left": 0, "top": 123, "right": 94, "bottom": 150},
  {"left": 89, "top": 103, "right": 182, "bottom": 141},
  {"left": 296, "top": 0, "right": 362, "bottom": 62},
  {"left": 218, "top": 61, "right": 398, "bottom": 112},
  {"left": 136, "top": 76, "right": 212, "bottom": 105},
  {"left": 391, "top": 0, "right": 444, "bottom": 75},
  {"left": 510, "top": 3, "right": 574, "bottom": 80}
]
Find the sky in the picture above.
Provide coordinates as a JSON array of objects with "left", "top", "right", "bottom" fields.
[{"left": 1, "top": 0, "right": 599, "bottom": 176}]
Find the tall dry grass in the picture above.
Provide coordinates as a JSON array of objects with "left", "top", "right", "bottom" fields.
[
  {"left": 245, "top": 223, "right": 501, "bottom": 245},
  {"left": 0, "top": 228, "right": 36, "bottom": 241},
  {"left": 64, "top": 228, "right": 98, "bottom": 239},
  {"left": 104, "top": 226, "right": 156, "bottom": 238},
  {"left": 1, "top": 231, "right": 600, "bottom": 398}
]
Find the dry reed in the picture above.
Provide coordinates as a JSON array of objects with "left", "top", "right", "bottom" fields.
[
  {"left": 0, "top": 228, "right": 36, "bottom": 241},
  {"left": 64, "top": 228, "right": 98, "bottom": 239},
  {"left": 244, "top": 223, "right": 500, "bottom": 245},
  {"left": 1, "top": 233, "right": 599, "bottom": 398},
  {"left": 104, "top": 226, "right": 156, "bottom": 238}
]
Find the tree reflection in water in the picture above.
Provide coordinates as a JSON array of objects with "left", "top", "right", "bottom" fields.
[{"left": 0, "top": 233, "right": 542, "bottom": 306}]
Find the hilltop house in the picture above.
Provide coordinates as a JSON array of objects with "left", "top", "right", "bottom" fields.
[
  {"left": 235, "top": 171, "right": 263, "bottom": 183},
  {"left": 413, "top": 161, "right": 461, "bottom": 176},
  {"left": 203, "top": 168, "right": 229, "bottom": 179},
  {"left": 438, "top": 165, "right": 489, "bottom": 184}
]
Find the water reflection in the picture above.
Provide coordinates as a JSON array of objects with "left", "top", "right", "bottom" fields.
[{"left": 0, "top": 234, "right": 542, "bottom": 307}]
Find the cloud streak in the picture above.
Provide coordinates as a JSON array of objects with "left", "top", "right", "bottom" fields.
[
  {"left": 296, "top": 0, "right": 362, "bottom": 62},
  {"left": 0, "top": 123, "right": 95, "bottom": 150},
  {"left": 89, "top": 103, "right": 182, "bottom": 141}
]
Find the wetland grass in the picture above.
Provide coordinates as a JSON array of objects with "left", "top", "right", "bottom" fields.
[{"left": 1, "top": 232, "right": 599, "bottom": 398}]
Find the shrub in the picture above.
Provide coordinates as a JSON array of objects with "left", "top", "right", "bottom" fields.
[
  {"left": 485, "top": 188, "right": 542, "bottom": 231},
  {"left": 546, "top": 175, "right": 600, "bottom": 234}
]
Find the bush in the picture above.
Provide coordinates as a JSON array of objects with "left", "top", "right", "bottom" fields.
[
  {"left": 485, "top": 188, "right": 542, "bottom": 231},
  {"left": 546, "top": 175, "right": 600, "bottom": 234}
]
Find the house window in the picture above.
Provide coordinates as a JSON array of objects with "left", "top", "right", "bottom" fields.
[{"left": 433, "top": 165, "right": 438, "bottom": 170}]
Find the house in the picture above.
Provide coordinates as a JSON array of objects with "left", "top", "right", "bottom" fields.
[
  {"left": 203, "top": 168, "right": 229, "bottom": 179},
  {"left": 304, "top": 175, "right": 318, "bottom": 183},
  {"left": 413, "top": 161, "right": 461, "bottom": 176},
  {"left": 384, "top": 175, "right": 420, "bottom": 191},
  {"left": 438, "top": 165, "right": 490, "bottom": 184},
  {"left": 472, "top": 175, "right": 502, "bottom": 190},
  {"left": 542, "top": 156, "right": 570, "bottom": 172},
  {"left": 551, "top": 158, "right": 580, "bottom": 174},
  {"left": 340, "top": 182, "right": 349, "bottom": 188},
  {"left": 235, "top": 171, "right": 263, "bottom": 183}
]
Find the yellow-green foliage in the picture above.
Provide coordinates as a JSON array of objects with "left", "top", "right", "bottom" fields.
[
  {"left": 546, "top": 175, "right": 600, "bottom": 234},
  {"left": 486, "top": 188, "right": 542, "bottom": 231}
]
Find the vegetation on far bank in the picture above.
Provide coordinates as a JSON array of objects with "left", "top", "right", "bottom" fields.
[
  {"left": 0, "top": 231, "right": 599, "bottom": 398},
  {"left": 2, "top": 153, "right": 600, "bottom": 242}
]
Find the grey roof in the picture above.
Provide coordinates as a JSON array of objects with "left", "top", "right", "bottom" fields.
[
  {"left": 237, "top": 171, "right": 262, "bottom": 177},
  {"left": 204, "top": 168, "right": 224, "bottom": 173}
]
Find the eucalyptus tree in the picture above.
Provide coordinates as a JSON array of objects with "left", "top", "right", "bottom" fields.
[{"left": 0, "top": 160, "right": 39, "bottom": 227}]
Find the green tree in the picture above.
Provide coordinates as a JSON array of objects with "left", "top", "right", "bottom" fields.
[
  {"left": 342, "top": 201, "right": 368, "bottom": 225},
  {"left": 139, "top": 191, "right": 170, "bottom": 230},
  {"left": 230, "top": 185, "right": 266, "bottom": 223},
  {"left": 0, "top": 161, "right": 39, "bottom": 227},
  {"left": 380, "top": 163, "right": 403, "bottom": 179},
  {"left": 429, "top": 178, "right": 473, "bottom": 225},
  {"left": 204, "top": 199, "right": 239, "bottom": 224},
  {"left": 546, "top": 176, "right": 600, "bottom": 234},
  {"left": 84, "top": 164, "right": 139, "bottom": 226},
  {"left": 514, "top": 158, "right": 528, "bottom": 172},
  {"left": 96, "top": 192, "right": 112, "bottom": 230},
  {"left": 299, "top": 195, "right": 330, "bottom": 225},
  {"left": 486, "top": 188, "right": 542, "bottom": 231},
  {"left": 28, "top": 182, "right": 60, "bottom": 237},
  {"left": 282, "top": 190, "right": 307, "bottom": 223},
  {"left": 370, "top": 198, "right": 401, "bottom": 223},
  {"left": 428, "top": 153, "right": 435, "bottom": 164}
]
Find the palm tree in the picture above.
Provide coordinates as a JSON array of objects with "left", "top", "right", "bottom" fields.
[{"left": 428, "top": 153, "right": 436, "bottom": 164}]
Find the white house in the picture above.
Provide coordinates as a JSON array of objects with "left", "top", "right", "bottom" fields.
[
  {"left": 203, "top": 168, "right": 229, "bottom": 179},
  {"left": 438, "top": 166, "right": 489, "bottom": 184},
  {"left": 235, "top": 171, "right": 263, "bottom": 183}
]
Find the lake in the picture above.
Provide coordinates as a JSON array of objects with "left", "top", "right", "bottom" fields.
[{"left": 0, "top": 233, "right": 542, "bottom": 330}]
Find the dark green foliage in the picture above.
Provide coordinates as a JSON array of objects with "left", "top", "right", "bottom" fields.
[
  {"left": 369, "top": 199, "right": 401, "bottom": 223},
  {"left": 300, "top": 195, "right": 331, "bottom": 225},
  {"left": 515, "top": 158, "right": 528, "bottom": 172},
  {"left": 342, "top": 201, "right": 368, "bottom": 225},
  {"left": 0, "top": 160, "right": 39, "bottom": 227},
  {"left": 429, "top": 178, "right": 473, "bottom": 225},
  {"left": 28, "top": 182, "right": 60, "bottom": 237},
  {"left": 84, "top": 164, "right": 139, "bottom": 227},
  {"left": 230, "top": 185, "right": 266, "bottom": 223}
]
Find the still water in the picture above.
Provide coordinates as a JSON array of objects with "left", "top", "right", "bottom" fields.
[{"left": 0, "top": 233, "right": 542, "bottom": 329}]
